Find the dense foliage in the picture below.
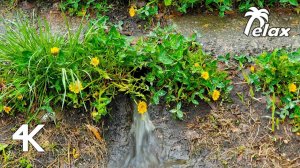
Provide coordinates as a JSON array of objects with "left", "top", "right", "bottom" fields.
[
  {"left": 60, "top": 0, "right": 111, "bottom": 16},
  {"left": 162, "top": 0, "right": 299, "bottom": 16},
  {"left": 0, "top": 17, "right": 231, "bottom": 121},
  {"left": 58, "top": 0, "right": 299, "bottom": 17},
  {"left": 7, "top": 0, "right": 298, "bottom": 17},
  {"left": 248, "top": 49, "right": 300, "bottom": 132}
]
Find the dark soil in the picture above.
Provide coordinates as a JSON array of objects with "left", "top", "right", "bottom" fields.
[{"left": 0, "top": 109, "right": 107, "bottom": 168}]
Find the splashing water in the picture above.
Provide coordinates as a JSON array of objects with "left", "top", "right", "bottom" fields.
[{"left": 121, "top": 104, "right": 162, "bottom": 168}]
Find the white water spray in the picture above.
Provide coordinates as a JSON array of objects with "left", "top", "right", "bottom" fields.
[{"left": 121, "top": 103, "right": 162, "bottom": 168}]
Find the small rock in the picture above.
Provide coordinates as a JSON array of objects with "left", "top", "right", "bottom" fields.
[
  {"left": 52, "top": 2, "right": 60, "bottom": 11},
  {"left": 21, "top": 1, "right": 35, "bottom": 10},
  {"left": 40, "top": 112, "right": 56, "bottom": 123},
  {"left": 137, "top": 1, "right": 146, "bottom": 8},
  {"left": 185, "top": 130, "right": 199, "bottom": 140}
]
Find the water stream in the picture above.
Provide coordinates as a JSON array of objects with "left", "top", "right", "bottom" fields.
[{"left": 121, "top": 104, "right": 162, "bottom": 168}]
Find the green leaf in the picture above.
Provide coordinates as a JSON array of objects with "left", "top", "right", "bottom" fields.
[
  {"left": 146, "top": 73, "right": 155, "bottom": 82},
  {"left": 97, "top": 69, "right": 111, "bottom": 79},
  {"left": 192, "top": 99, "right": 199, "bottom": 105},
  {"left": 177, "top": 110, "right": 183, "bottom": 119},
  {"left": 0, "top": 143, "right": 8, "bottom": 151},
  {"left": 177, "top": 102, "right": 182, "bottom": 109},
  {"left": 289, "top": 0, "right": 298, "bottom": 6},
  {"left": 56, "top": 52, "right": 66, "bottom": 65},
  {"left": 153, "top": 90, "right": 167, "bottom": 104},
  {"left": 55, "top": 80, "right": 62, "bottom": 92},
  {"left": 158, "top": 52, "right": 174, "bottom": 65},
  {"left": 164, "top": 0, "right": 172, "bottom": 6}
]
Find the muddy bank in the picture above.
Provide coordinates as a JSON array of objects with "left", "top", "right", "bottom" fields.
[{"left": 171, "top": 10, "right": 300, "bottom": 56}]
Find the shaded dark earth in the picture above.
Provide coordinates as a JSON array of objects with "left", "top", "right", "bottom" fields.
[{"left": 1, "top": 1, "right": 300, "bottom": 168}]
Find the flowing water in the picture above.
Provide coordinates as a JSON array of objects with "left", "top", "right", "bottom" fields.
[
  {"left": 120, "top": 105, "right": 162, "bottom": 168},
  {"left": 116, "top": 101, "right": 196, "bottom": 168},
  {"left": 107, "top": 95, "right": 212, "bottom": 168}
]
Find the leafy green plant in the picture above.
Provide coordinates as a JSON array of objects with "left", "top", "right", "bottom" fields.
[
  {"left": 0, "top": 17, "right": 231, "bottom": 121},
  {"left": 0, "top": 143, "right": 9, "bottom": 163},
  {"left": 170, "top": 102, "right": 184, "bottom": 119},
  {"left": 60, "top": 0, "right": 111, "bottom": 17},
  {"left": 140, "top": 0, "right": 299, "bottom": 17},
  {"left": 247, "top": 49, "right": 300, "bottom": 132},
  {"left": 136, "top": 4, "right": 158, "bottom": 20},
  {"left": 19, "top": 158, "right": 32, "bottom": 168},
  {"left": 124, "top": 26, "right": 232, "bottom": 119}
]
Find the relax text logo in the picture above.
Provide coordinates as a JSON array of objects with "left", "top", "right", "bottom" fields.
[{"left": 244, "top": 7, "right": 290, "bottom": 37}]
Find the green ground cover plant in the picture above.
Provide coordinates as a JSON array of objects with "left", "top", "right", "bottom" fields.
[
  {"left": 162, "top": 0, "right": 299, "bottom": 16},
  {"left": 0, "top": 17, "right": 231, "bottom": 121},
  {"left": 129, "top": 0, "right": 299, "bottom": 18},
  {"left": 60, "top": 0, "right": 111, "bottom": 17},
  {"left": 7, "top": 0, "right": 299, "bottom": 18},
  {"left": 247, "top": 49, "right": 300, "bottom": 132}
]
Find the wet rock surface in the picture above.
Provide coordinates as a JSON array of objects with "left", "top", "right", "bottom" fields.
[{"left": 171, "top": 10, "right": 300, "bottom": 56}]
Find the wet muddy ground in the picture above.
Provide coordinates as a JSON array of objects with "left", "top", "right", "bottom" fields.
[
  {"left": 105, "top": 95, "right": 212, "bottom": 168},
  {"left": 1, "top": 2, "right": 300, "bottom": 168},
  {"left": 172, "top": 9, "right": 300, "bottom": 56}
]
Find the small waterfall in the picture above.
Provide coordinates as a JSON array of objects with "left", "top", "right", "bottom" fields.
[{"left": 121, "top": 103, "right": 162, "bottom": 168}]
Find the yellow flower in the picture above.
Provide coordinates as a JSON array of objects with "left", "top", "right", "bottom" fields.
[
  {"left": 289, "top": 83, "right": 297, "bottom": 93},
  {"left": 250, "top": 66, "right": 255, "bottom": 73},
  {"left": 280, "top": 55, "right": 288, "bottom": 60},
  {"left": 90, "top": 57, "right": 100, "bottom": 67},
  {"left": 3, "top": 106, "right": 11, "bottom": 114},
  {"left": 194, "top": 63, "right": 200, "bottom": 67},
  {"left": 50, "top": 47, "right": 60, "bottom": 55},
  {"left": 137, "top": 101, "right": 147, "bottom": 115},
  {"left": 212, "top": 90, "right": 220, "bottom": 101},
  {"left": 72, "top": 148, "right": 80, "bottom": 159},
  {"left": 201, "top": 71, "right": 209, "bottom": 80},
  {"left": 17, "top": 95, "right": 23, "bottom": 100},
  {"left": 78, "top": 9, "right": 86, "bottom": 16},
  {"left": 69, "top": 80, "right": 83, "bottom": 94},
  {"left": 91, "top": 111, "right": 98, "bottom": 118},
  {"left": 129, "top": 5, "right": 136, "bottom": 17}
]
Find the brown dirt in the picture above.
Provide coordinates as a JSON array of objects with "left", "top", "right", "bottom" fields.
[{"left": 0, "top": 109, "right": 107, "bottom": 168}]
